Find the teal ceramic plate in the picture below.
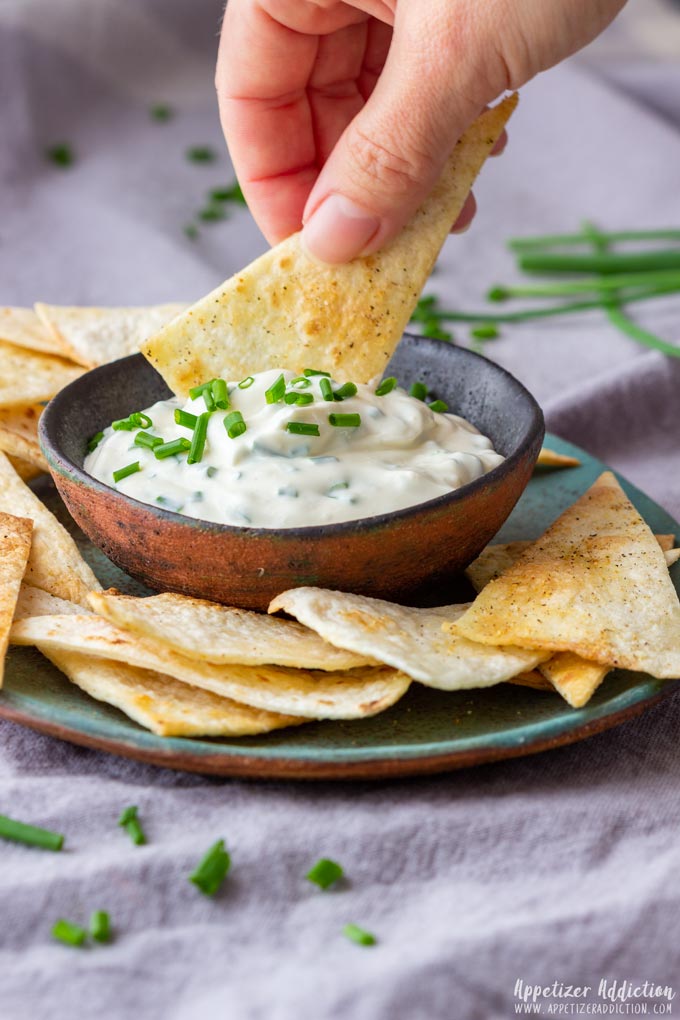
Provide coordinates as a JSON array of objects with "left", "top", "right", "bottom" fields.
[{"left": 2, "top": 434, "right": 679, "bottom": 779}]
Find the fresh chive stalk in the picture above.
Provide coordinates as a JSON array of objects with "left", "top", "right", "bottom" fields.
[
  {"left": 189, "top": 381, "right": 213, "bottom": 400},
  {"left": 329, "top": 413, "right": 361, "bottom": 428},
  {"left": 319, "top": 378, "right": 334, "bottom": 401},
  {"left": 154, "top": 438, "right": 191, "bottom": 459},
  {"left": 265, "top": 374, "right": 286, "bottom": 404},
  {"left": 487, "top": 268, "right": 680, "bottom": 301},
  {"left": 470, "top": 324, "right": 499, "bottom": 340},
  {"left": 508, "top": 228, "right": 680, "bottom": 251},
  {"left": 303, "top": 369, "right": 331, "bottom": 377},
  {"left": 90, "top": 910, "right": 111, "bottom": 943},
  {"left": 118, "top": 805, "right": 146, "bottom": 845},
  {"left": 224, "top": 411, "right": 247, "bottom": 439},
  {"left": 290, "top": 376, "right": 311, "bottom": 389},
  {"left": 189, "top": 839, "right": 230, "bottom": 896},
  {"left": 333, "top": 382, "right": 357, "bottom": 401},
  {"left": 342, "top": 923, "right": 376, "bottom": 947},
  {"left": 87, "top": 431, "right": 104, "bottom": 453},
  {"left": 375, "top": 377, "right": 397, "bottom": 396},
  {"left": 134, "top": 431, "right": 164, "bottom": 450},
  {"left": 518, "top": 250, "right": 680, "bottom": 276},
  {"left": 175, "top": 409, "right": 198, "bottom": 429},
  {"left": 113, "top": 462, "right": 141, "bottom": 483},
  {"left": 52, "top": 919, "right": 87, "bottom": 947},
  {"left": 286, "top": 422, "right": 320, "bottom": 436},
  {"left": 210, "top": 378, "right": 229, "bottom": 409},
  {"left": 0, "top": 813, "right": 64, "bottom": 851},
  {"left": 188, "top": 412, "right": 210, "bottom": 464}
]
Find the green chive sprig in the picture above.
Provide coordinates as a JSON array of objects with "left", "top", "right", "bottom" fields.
[
  {"left": 188, "top": 412, "right": 210, "bottom": 464},
  {"left": 375, "top": 377, "right": 397, "bottom": 396},
  {"left": 428, "top": 400, "right": 448, "bottom": 414},
  {"left": 87, "top": 431, "right": 104, "bottom": 453},
  {"left": 409, "top": 381, "right": 428, "bottom": 401},
  {"left": 238, "top": 376, "right": 254, "bottom": 389},
  {"left": 286, "top": 422, "right": 320, "bottom": 436},
  {"left": 189, "top": 839, "right": 230, "bottom": 896},
  {"left": 113, "top": 462, "right": 141, "bottom": 483},
  {"left": 303, "top": 369, "right": 330, "bottom": 377},
  {"left": 52, "top": 919, "right": 87, "bottom": 947},
  {"left": 154, "top": 438, "right": 191, "bottom": 460},
  {"left": 333, "top": 382, "right": 357, "bottom": 401},
  {"left": 0, "top": 813, "right": 64, "bottom": 851},
  {"left": 319, "top": 378, "right": 334, "bottom": 401},
  {"left": 329, "top": 413, "right": 361, "bottom": 428},
  {"left": 90, "top": 910, "right": 111, "bottom": 943},
  {"left": 118, "top": 805, "right": 146, "bottom": 846},
  {"left": 175, "top": 409, "right": 198, "bottom": 429},
  {"left": 134, "top": 431, "right": 164, "bottom": 450},
  {"left": 342, "top": 923, "right": 376, "bottom": 947},
  {"left": 211, "top": 378, "right": 229, "bottom": 409},
  {"left": 224, "top": 411, "right": 247, "bottom": 439},
  {"left": 265, "top": 374, "right": 286, "bottom": 404}
]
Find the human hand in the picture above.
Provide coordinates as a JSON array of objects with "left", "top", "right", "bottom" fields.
[{"left": 216, "top": 0, "right": 625, "bottom": 263}]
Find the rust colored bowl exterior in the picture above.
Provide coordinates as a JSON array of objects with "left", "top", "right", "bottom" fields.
[{"left": 40, "top": 336, "right": 544, "bottom": 610}]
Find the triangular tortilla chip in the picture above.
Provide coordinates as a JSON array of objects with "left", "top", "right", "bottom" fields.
[
  {"left": 38, "top": 649, "right": 304, "bottom": 737},
  {"left": 14, "top": 585, "right": 84, "bottom": 619},
  {"left": 0, "top": 340, "right": 83, "bottom": 407},
  {"left": 0, "top": 307, "right": 72, "bottom": 358},
  {"left": 88, "top": 589, "right": 376, "bottom": 670},
  {"left": 454, "top": 472, "right": 680, "bottom": 678},
  {"left": 10, "top": 614, "right": 410, "bottom": 719},
  {"left": 0, "top": 513, "right": 32, "bottom": 686},
  {"left": 7, "top": 456, "right": 42, "bottom": 483},
  {"left": 269, "top": 588, "right": 548, "bottom": 690},
  {"left": 35, "top": 303, "right": 188, "bottom": 368},
  {"left": 0, "top": 404, "right": 48, "bottom": 472},
  {"left": 508, "top": 670, "right": 554, "bottom": 691},
  {"left": 537, "top": 654, "right": 608, "bottom": 708},
  {"left": 0, "top": 453, "right": 100, "bottom": 606},
  {"left": 536, "top": 448, "right": 581, "bottom": 469},
  {"left": 141, "top": 96, "right": 517, "bottom": 393}
]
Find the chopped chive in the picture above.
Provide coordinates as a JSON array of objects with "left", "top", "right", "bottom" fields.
[
  {"left": 112, "top": 417, "right": 136, "bottom": 431},
  {"left": 187, "top": 146, "right": 217, "bottom": 163},
  {"left": 90, "top": 910, "right": 111, "bottom": 943},
  {"left": 189, "top": 381, "right": 213, "bottom": 400},
  {"left": 329, "top": 413, "right": 361, "bottom": 428},
  {"left": 0, "top": 813, "right": 64, "bottom": 851},
  {"left": 202, "top": 387, "right": 216, "bottom": 412},
  {"left": 375, "top": 377, "right": 397, "bottom": 396},
  {"left": 333, "top": 382, "right": 357, "bottom": 401},
  {"left": 284, "top": 392, "right": 299, "bottom": 405},
  {"left": 134, "top": 431, "right": 164, "bottom": 450},
  {"left": 45, "top": 143, "right": 74, "bottom": 168},
  {"left": 132, "top": 412, "right": 152, "bottom": 429},
  {"left": 189, "top": 839, "right": 230, "bottom": 896},
  {"left": 470, "top": 324, "right": 499, "bottom": 340},
  {"left": 206, "top": 466, "right": 219, "bottom": 478},
  {"left": 154, "top": 438, "right": 191, "bottom": 459},
  {"left": 286, "top": 422, "right": 320, "bottom": 436},
  {"left": 306, "top": 858, "right": 344, "bottom": 889},
  {"left": 184, "top": 224, "right": 199, "bottom": 241},
  {"left": 52, "top": 919, "right": 87, "bottom": 947},
  {"left": 265, "top": 374, "right": 286, "bottom": 404},
  {"left": 428, "top": 400, "right": 448, "bottom": 413},
  {"left": 187, "top": 412, "right": 210, "bottom": 464},
  {"left": 342, "top": 923, "right": 376, "bottom": 947},
  {"left": 113, "top": 461, "right": 141, "bottom": 483},
  {"left": 175, "top": 409, "right": 198, "bottom": 429},
  {"left": 87, "top": 431, "right": 104, "bottom": 453},
  {"left": 290, "top": 376, "right": 312, "bottom": 389},
  {"left": 319, "top": 378, "right": 334, "bottom": 402},
  {"left": 421, "top": 319, "right": 454, "bottom": 342},
  {"left": 328, "top": 481, "right": 349, "bottom": 496},
  {"left": 409, "top": 381, "right": 428, "bottom": 401},
  {"left": 238, "top": 376, "right": 254, "bottom": 389},
  {"left": 211, "top": 378, "right": 229, "bottom": 409},
  {"left": 118, "top": 805, "right": 146, "bottom": 846},
  {"left": 210, "top": 182, "right": 246, "bottom": 205},
  {"left": 303, "top": 369, "right": 331, "bottom": 377},
  {"left": 224, "top": 411, "right": 247, "bottom": 439},
  {"left": 198, "top": 205, "right": 226, "bottom": 222},
  {"left": 285, "top": 391, "right": 313, "bottom": 406},
  {"left": 150, "top": 103, "right": 173, "bottom": 122}
]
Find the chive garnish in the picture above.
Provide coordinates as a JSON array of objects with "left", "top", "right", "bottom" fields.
[
  {"left": 184, "top": 224, "right": 199, "bottom": 241},
  {"left": 265, "top": 374, "right": 286, "bottom": 404},
  {"left": 150, "top": 103, "right": 173, "bottom": 121},
  {"left": 118, "top": 805, "right": 146, "bottom": 846},
  {"left": 45, "top": 143, "right": 74, "bottom": 168},
  {"left": 113, "top": 461, "right": 141, "bottom": 483},
  {"left": 189, "top": 839, "right": 230, "bottom": 896},
  {"left": 188, "top": 412, "right": 210, "bottom": 464},
  {"left": 134, "top": 431, "right": 164, "bottom": 450},
  {"left": 428, "top": 400, "right": 448, "bottom": 413},
  {"left": 189, "top": 381, "right": 213, "bottom": 400},
  {"left": 306, "top": 858, "right": 344, "bottom": 889},
  {"left": 187, "top": 146, "right": 216, "bottom": 163},
  {"left": 210, "top": 182, "right": 246, "bottom": 205},
  {"left": 0, "top": 813, "right": 64, "bottom": 851},
  {"left": 87, "top": 431, "right": 104, "bottom": 453},
  {"left": 409, "top": 381, "right": 427, "bottom": 401},
  {"left": 112, "top": 412, "right": 152, "bottom": 431},
  {"left": 211, "top": 378, "right": 229, "bottom": 409},
  {"left": 518, "top": 250, "right": 680, "bottom": 275},
  {"left": 202, "top": 387, "right": 216, "bottom": 412},
  {"left": 342, "top": 924, "right": 376, "bottom": 947},
  {"left": 375, "top": 377, "right": 397, "bottom": 396},
  {"left": 284, "top": 392, "right": 298, "bottom": 404},
  {"left": 290, "top": 376, "right": 312, "bottom": 389},
  {"left": 224, "top": 411, "right": 247, "bottom": 439},
  {"left": 329, "top": 413, "right": 360, "bottom": 428},
  {"left": 238, "top": 376, "right": 254, "bottom": 389},
  {"left": 285, "top": 392, "right": 313, "bottom": 406},
  {"left": 319, "top": 378, "right": 334, "bottom": 401},
  {"left": 303, "top": 369, "right": 331, "bottom": 377},
  {"left": 199, "top": 205, "right": 226, "bottom": 223},
  {"left": 112, "top": 417, "right": 135, "bottom": 431},
  {"left": 175, "top": 409, "right": 198, "bottom": 429},
  {"left": 90, "top": 910, "right": 111, "bottom": 943},
  {"left": 333, "top": 382, "right": 357, "bottom": 401},
  {"left": 470, "top": 324, "right": 499, "bottom": 340},
  {"left": 154, "top": 438, "right": 191, "bottom": 459},
  {"left": 286, "top": 422, "right": 320, "bottom": 436},
  {"left": 52, "top": 919, "right": 87, "bottom": 947}
]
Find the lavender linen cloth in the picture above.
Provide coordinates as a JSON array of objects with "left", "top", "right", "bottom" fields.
[{"left": 2, "top": 5, "right": 680, "bottom": 1018}]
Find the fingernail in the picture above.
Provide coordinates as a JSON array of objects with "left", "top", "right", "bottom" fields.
[{"left": 301, "top": 194, "right": 380, "bottom": 264}]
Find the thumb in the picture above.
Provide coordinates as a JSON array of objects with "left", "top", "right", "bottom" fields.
[{"left": 301, "top": 4, "right": 486, "bottom": 264}]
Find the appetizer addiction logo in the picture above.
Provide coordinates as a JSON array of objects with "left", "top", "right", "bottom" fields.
[{"left": 513, "top": 979, "right": 676, "bottom": 1014}]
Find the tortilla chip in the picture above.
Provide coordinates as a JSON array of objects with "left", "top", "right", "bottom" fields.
[
  {"left": 10, "top": 614, "right": 410, "bottom": 719},
  {"left": 14, "top": 585, "right": 84, "bottom": 619},
  {"left": 537, "top": 654, "right": 609, "bottom": 708},
  {"left": 508, "top": 670, "right": 555, "bottom": 691},
  {"left": 0, "top": 453, "right": 100, "bottom": 606},
  {"left": 665, "top": 548, "right": 680, "bottom": 567},
  {"left": 536, "top": 448, "right": 581, "bottom": 469},
  {"left": 0, "top": 514, "right": 33, "bottom": 686},
  {"left": 142, "top": 96, "right": 517, "bottom": 394},
  {"left": 88, "top": 589, "right": 376, "bottom": 670},
  {"left": 269, "top": 588, "right": 549, "bottom": 690},
  {"left": 38, "top": 649, "right": 303, "bottom": 737},
  {"left": 8, "top": 456, "right": 42, "bottom": 483},
  {"left": 0, "top": 340, "right": 82, "bottom": 407},
  {"left": 35, "top": 303, "right": 188, "bottom": 368},
  {"left": 454, "top": 472, "right": 680, "bottom": 678},
  {"left": 0, "top": 307, "right": 74, "bottom": 358},
  {"left": 0, "top": 404, "right": 48, "bottom": 473}
]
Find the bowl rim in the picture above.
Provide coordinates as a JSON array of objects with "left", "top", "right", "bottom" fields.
[{"left": 39, "top": 335, "right": 545, "bottom": 539}]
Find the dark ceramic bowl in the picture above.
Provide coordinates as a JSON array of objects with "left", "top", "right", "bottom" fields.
[{"left": 40, "top": 335, "right": 544, "bottom": 610}]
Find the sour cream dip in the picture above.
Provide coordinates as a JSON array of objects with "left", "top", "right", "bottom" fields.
[{"left": 85, "top": 369, "right": 504, "bottom": 528}]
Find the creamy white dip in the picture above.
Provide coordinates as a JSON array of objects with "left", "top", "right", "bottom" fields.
[{"left": 85, "top": 369, "right": 504, "bottom": 528}]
